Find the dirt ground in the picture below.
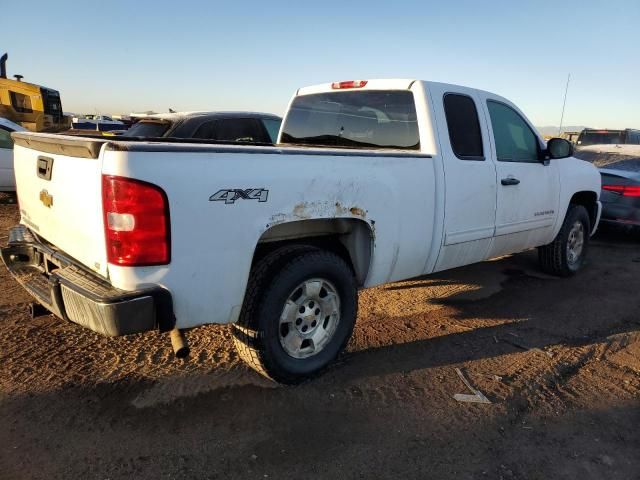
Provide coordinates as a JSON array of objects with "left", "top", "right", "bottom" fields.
[{"left": 0, "top": 202, "right": 638, "bottom": 480}]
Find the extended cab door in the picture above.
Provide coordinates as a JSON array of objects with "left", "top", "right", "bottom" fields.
[
  {"left": 479, "top": 94, "right": 560, "bottom": 256},
  {"left": 427, "top": 84, "right": 497, "bottom": 271}
]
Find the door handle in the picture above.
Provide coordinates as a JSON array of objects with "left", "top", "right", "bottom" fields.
[{"left": 501, "top": 177, "right": 520, "bottom": 186}]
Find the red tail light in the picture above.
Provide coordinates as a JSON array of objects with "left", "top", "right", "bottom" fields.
[
  {"left": 102, "top": 175, "right": 170, "bottom": 266},
  {"left": 331, "top": 80, "right": 368, "bottom": 89},
  {"left": 602, "top": 185, "right": 640, "bottom": 197}
]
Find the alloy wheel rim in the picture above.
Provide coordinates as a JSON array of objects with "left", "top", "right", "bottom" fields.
[
  {"left": 566, "top": 221, "right": 585, "bottom": 265},
  {"left": 278, "top": 278, "right": 341, "bottom": 359}
]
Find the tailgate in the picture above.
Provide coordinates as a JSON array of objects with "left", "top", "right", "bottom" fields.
[{"left": 12, "top": 132, "right": 110, "bottom": 277}]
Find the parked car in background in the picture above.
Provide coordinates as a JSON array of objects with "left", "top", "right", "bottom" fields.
[
  {"left": 575, "top": 145, "right": 640, "bottom": 230},
  {"left": 561, "top": 131, "right": 581, "bottom": 144},
  {"left": 122, "top": 111, "right": 282, "bottom": 143},
  {"left": 71, "top": 115, "right": 125, "bottom": 132},
  {"left": 576, "top": 128, "right": 640, "bottom": 147},
  {"left": 0, "top": 117, "right": 26, "bottom": 191}
]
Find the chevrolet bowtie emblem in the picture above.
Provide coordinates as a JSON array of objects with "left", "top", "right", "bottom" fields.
[{"left": 39, "top": 189, "right": 53, "bottom": 208}]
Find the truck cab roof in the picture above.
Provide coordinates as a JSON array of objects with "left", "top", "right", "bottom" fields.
[{"left": 296, "top": 78, "right": 509, "bottom": 102}]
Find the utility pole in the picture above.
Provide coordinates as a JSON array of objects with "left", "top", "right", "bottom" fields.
[{"left": 558, "top": 73, "right": 571, "bottom": 136}]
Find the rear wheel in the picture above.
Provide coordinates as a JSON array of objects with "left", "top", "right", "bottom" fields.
[
  {"left": 538, "top": 204, "right": 591, "bottom": 276},
  {"left": 232, "top": 246, "right": 357, "bottom": 384}
]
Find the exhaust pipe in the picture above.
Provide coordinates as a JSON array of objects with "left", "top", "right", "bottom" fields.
[
  {"left": 169, "top": 328, "right": 190, "bottom": 358},
  {"left": 29, "top": 302, "right": 50, "bottom": 318},
  {"left": 0, "top": 53, "right": 7, "bottom": 79}
]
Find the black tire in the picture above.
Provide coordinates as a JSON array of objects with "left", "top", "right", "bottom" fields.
[
  {"left": 232, "top": 246, "right": 357, "bottom": 384},
  {"left": 538, "top": 204, "right": 591, "bottom": 277}
]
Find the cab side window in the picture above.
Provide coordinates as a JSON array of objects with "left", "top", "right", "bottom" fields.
[
  {"left": 487, "top": 101, "right": 540, "bottom": 163},
  {"left": 443, "top": 94, "right": 484, "bottom": 160},
  {"left": 194, "top": 118, "right": 263, "bottom": 143},
  {"left": 0, "top": 128, "right": 13, "bottom": 149},
  {"left": 216, "top": 118, "right": 260, "bottom": 142},
  {"left": 193, "top": 120, "right": 218, "bottom": 140}
]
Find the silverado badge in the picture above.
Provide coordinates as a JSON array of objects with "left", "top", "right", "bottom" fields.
[{"left": 39, "top": 189, "right": 53, "bottom": 208}]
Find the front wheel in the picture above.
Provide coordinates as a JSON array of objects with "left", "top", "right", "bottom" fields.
[
  {"left": 232, "top": 246, "right": 357, "bottom": 384},
  {"left": 538, "top": 204, "right": 591, "bottom": 277}
]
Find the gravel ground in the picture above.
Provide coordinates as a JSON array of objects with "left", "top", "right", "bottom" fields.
[{"left": 0, "top": 203, "right": 638, "bottom": 480}]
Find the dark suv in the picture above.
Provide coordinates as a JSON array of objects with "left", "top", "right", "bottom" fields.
[
  {"left": 123, "top": 112, "right": 282, "bottom": 144},
  {"left": 576, "top": 128, "right": 640, "bottom": 147}
]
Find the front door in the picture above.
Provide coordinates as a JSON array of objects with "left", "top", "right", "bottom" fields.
[{"left": 480, "top": 95, "right": 560, "bottom": 257}]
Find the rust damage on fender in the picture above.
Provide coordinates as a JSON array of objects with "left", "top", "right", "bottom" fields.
[
  {"left": 290, "top": 201, "right": 368, "bottom": 220},
  {"left": 333, "top": 202, "right": 367, "bottom": 219},
  {"left": 349, "top": 207, "right": 366, "bottom": 218},
  {"left": 266, "top": 201, "right": 370, "bottom": 230},
  {"left": 293, "top": 202, "right": 313, "bottom": 219}
]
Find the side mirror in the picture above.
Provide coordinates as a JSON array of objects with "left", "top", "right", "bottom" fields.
[{"left": 546, "top": 137, "right": 573, "bottom": 159}]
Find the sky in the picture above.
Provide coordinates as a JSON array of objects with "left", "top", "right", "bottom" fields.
[{"left": 3, "top": 0, "right": 640, "bottom": 128}]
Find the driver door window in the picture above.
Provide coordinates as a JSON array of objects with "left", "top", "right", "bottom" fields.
[{"left": 487, "top": 101, "right": 540, "bottom": 163}]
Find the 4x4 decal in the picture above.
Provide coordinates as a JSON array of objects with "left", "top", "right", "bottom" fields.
[{"left": 209, "top": 188, "right": 269, "bottom": 204}]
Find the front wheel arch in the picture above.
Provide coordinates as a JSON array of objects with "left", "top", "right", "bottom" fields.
[{"left": 567, "top": 191, "right": 599, "bottom": 235}]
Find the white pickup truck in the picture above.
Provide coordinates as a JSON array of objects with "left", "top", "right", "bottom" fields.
[{"left": 3, "top": 79, "right": 601, "bottom": 383}]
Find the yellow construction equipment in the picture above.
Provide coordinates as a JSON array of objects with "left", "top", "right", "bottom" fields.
[{"left": 0, "top": 53, "right": 71, "bottom": 132}]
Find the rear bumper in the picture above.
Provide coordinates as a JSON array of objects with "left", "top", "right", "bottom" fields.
[{"left": 1, "top": 225, "right": 175, "bottom": 337}]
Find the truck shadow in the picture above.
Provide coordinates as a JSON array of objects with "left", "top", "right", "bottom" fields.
[
  {"left": 340, "top": 228, "right": 640, "bottom": 381},
  {"left": 339, "top": 314, "right": 639, "bottom": 383}
]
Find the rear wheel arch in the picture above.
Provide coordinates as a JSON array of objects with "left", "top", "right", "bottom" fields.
[{"left": 253, "top": 218, "right": 374, "bottom": 286}]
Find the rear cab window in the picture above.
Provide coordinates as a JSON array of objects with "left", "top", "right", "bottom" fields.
[
  {"left": 577, "top": 130, "right": 624, "bottom": 146},
  {"left": 280, "top": 90, "right": 419, "bottom": 150}
]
